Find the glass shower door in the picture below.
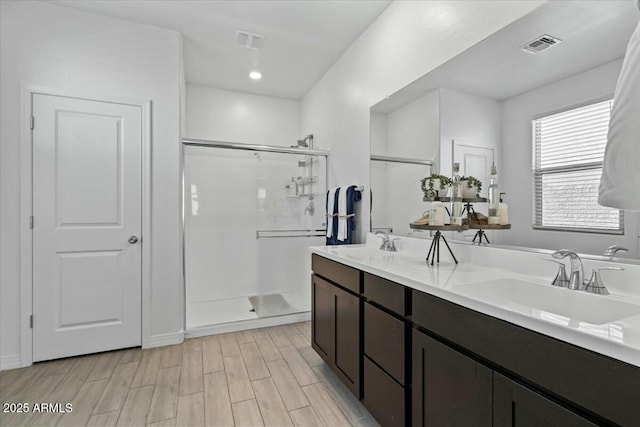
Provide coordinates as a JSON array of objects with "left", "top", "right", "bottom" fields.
[
  {"left": 253, "top": 151, "right": 327, "bottom": 318},
  {"left": 184, "top": 146, "right": 260, "bottom": 328}
]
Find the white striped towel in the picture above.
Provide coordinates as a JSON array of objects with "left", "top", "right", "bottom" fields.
[
  {"left": 326, "top": 187, "right": 338, "bottom": 238},
  {"left": 337, "top": 185, "right": 351, "bottom": 241}
]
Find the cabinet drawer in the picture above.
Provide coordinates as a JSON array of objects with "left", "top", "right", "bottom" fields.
[
  {"left": 364, "top": 272, "right": 406, "bottom": 314},
  {"left": 312, "top": 254, "right": 361, "bottom": 294},
  {"left": 364, "top": 302, "right": 405, "bottom": 385},
  {"left": 363, "top": 356, "right": 405, "bottom": 427}
]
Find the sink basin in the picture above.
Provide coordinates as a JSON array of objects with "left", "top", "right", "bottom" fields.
[
  {"left": 452, "top": 278, "right": 640, "bottom": 325},
  {"left": 328, "top": 246, "right": 392, "bottom": 260},
  {"left": 326, "top": 246, "right": 426, "bottom": 269}
]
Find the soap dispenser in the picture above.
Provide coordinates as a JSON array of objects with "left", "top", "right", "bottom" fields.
[
  {"left": 498, "top": 193, "right": 509, "bottom": 225},
  {"left": 429, "top": 201, "right": 445, "bottom": 226},
  {"left": 488, "top": 163, "right": 500, "bottom": 225},
  {"left": 451, "top": 163, "right": 464, "bottom": 226}
]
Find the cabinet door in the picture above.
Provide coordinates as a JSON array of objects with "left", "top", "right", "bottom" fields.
[
  {"left": 333, "top": 285, "right": 361, "bottom": 397},
  {"left": 363, "top": 356, "right": 405, "bottom": 427},
  {"left": 311, "top": 275, "right": 333, "bottom": 365},
  {"left": 412, "top": 330, "right": 492, "bottom": 427},
  {"left": 493, "top": 373, "right": 597, "bottom": 427}
]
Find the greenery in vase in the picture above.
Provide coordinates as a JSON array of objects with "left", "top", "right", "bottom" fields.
[
  {"left": 420, "top": 174, "right": 452, "bottom": 197},
  {"left": 460, "top": 176, "right": 482, "bottom": 193}
]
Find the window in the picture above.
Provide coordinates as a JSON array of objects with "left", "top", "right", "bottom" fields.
[{"left": 532, "top": 99, "right": 623, "bottom": 234}]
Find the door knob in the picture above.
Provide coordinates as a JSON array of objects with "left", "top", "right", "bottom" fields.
[{"left": 128, "top": 235, "right": 139, "bottom": 244}]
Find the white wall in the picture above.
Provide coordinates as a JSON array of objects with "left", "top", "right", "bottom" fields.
[
  {"left": 301, "top": 0, "right": 546, "bottom": 242},
  {"left": 500, "top": 59, "right": 640, "bottom": 257},
  {"left": 370, "top": 112, "right": 389, "bottom": 229},
  {"left": 439, "top": 88, "right": 502, "bottom": 178},
  {"left": 387, "top": 90, "right": 440, "bottom": 162},
  {"left": 0, "top": 1, "right": 182, "bottom": 367},
  {"left": 186, "top": 84, "right": 301, "bottom": 147},
  {"left": 372, "top": 91, "right": 440, "bottom": 235},
  {"left": 370, "top": 112, "right": 388, "bottom": 156}
]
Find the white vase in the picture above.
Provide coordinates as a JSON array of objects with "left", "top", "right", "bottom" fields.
[
  {"left": 425, "top": 178, "right": 449, "bottom": 198},
  {"left": 460, "top": 180, "right": 478, "bottom": 198}
]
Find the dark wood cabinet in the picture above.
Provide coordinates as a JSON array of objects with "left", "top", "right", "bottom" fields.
[
  {"left": 310, "top": 254, "right": 639, "bottom": 427},
  {"left": 311, "top": 275, "right": 333, "bottom": 365},
  {"left": 364, "top": 272, "right": 408, "bottom": 315},
  {"left": 493, "top": 373, "right": 596, "bottom": 427},
  {"left": 364, "top": 302, "right": 406, "bottom": 384},
  {"left": 311, "top": 255, "right": 361, "bottom": 397},
  {"left": 412, "top": 330, "right": 492, "bottom": 427},
  {"left": 363, "top": 356, "right": 405, "bottom": 427},
  {"left": 333, "top": 284, "right": 360, "bottom": 395},
  {"left": 412, "top": 289, "right": 640, "bottom": 426}
]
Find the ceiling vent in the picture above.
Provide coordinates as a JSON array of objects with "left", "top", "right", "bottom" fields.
[
  {"left": 235, "top": 31, "right": 264, "bottom": 50},
  {"left": 521, "top": 34, "right": 562, "bottom": 53}
]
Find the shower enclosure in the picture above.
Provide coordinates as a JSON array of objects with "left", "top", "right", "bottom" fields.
[{"left": 183, "top": 139, "right": 328, "bottom": 333}]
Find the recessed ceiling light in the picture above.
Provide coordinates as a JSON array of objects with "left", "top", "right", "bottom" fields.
[{"left": 249, "top": 71, "right": 262, "bottom": 80}]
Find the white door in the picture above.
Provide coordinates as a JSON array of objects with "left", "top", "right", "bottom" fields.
[
  {"left": 453, "top": 143, "right": 495, "bottom": 242},
  {"left": 32, "top": 93, "right": 142, "bottom": 362}
]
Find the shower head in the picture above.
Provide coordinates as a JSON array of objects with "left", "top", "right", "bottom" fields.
[{"left": 295, "top": 134, "right": 314, "bottom": 149}]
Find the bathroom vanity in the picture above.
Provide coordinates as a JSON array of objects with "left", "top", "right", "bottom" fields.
[{"left": 310, "top": 236, "right": 640, "bottom": 426}]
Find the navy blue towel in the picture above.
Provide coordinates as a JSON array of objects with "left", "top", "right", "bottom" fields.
[{"left": 326, "top": 185, "right": 361, "bottom": 245}]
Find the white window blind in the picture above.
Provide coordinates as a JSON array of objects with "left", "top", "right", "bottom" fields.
[{"left": 532, "top": 99, "right": 623, "bottom": 233}]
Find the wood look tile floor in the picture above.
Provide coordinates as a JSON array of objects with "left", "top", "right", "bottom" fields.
[{"left": 0, "top": 322, "right": 378, "bottom": 427}]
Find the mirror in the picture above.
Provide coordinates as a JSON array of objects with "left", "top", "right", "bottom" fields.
[
  {"left": 370, "top": 0, "right": 640, "bottom": 258},
  {"left": 370, "top": 90, "right": 438, "bottom": 236}
]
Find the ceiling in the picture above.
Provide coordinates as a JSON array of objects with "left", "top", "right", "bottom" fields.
[
  {"left": 49, "top": 0, "right": 392, "bottom": 100},
  {"left": 373, "top": 0, "right": 639, "bottom": 113}
]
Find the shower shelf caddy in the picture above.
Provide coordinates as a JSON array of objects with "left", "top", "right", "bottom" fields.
[
  {"left": 286, "top": 176, "right": 320, "bottom": 198},
  {"left": 286, "top": 154, "right": 320, "bottom": 198}
]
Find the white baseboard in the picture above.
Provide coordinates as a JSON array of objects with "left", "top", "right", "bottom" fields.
[
  {"left": 146, "top": 330, "right": 185, "bottom": 348},
  {"left": 186, "top": 312, "right": 311, "bottom": 339},
  {"left": 1, "top": 354, "right": 22, "bottom": 371}
]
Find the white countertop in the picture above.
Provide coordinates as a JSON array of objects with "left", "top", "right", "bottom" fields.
[{"left": 310, "top": 234, "right": 640, "bottom": 367}]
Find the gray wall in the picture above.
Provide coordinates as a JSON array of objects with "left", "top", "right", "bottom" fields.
[{"left": 500, "top": 59, "right": 639, "bottom": 257}]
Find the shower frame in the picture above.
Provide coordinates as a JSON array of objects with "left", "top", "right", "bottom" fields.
[
  {"left": 180, "top": 138, "right": 330, "bottom": 334},
  {"left": 370, "top": 154, "right": 434, "bottom": 234}
]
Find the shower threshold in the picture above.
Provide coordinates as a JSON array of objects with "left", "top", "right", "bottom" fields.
[
  {"left": 248, "top": 293, "right": 295, "bottom": 317},
  {"left": 187, "top": 292, "right": 310, "bottom": 332}
]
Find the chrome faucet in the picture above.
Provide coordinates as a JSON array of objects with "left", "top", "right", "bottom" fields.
[
  {"left": 546, "top": 260, "right": 569, "bottom": 288},
  {"left": 603, "top": 245, "right": 628, "bottom": 259},
  {"left": 551, "top": 250, "right": 585, "bottom": 290},
  {"left": 585, "top": 267, "right": 624, "bottom": 295},
  {"left": 374, "top": 231, "right": 397, "bottom": 252}
]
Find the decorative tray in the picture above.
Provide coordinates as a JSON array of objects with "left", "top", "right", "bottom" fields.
[
  {"left": 423, "top": 196, "right": 488, "bottom": 203},
  {"left": 409, "top": 223, "right": 469, "bottom": 231},
  {"left": 468, "top": 224, "right": 511, "bottom": 230}
]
